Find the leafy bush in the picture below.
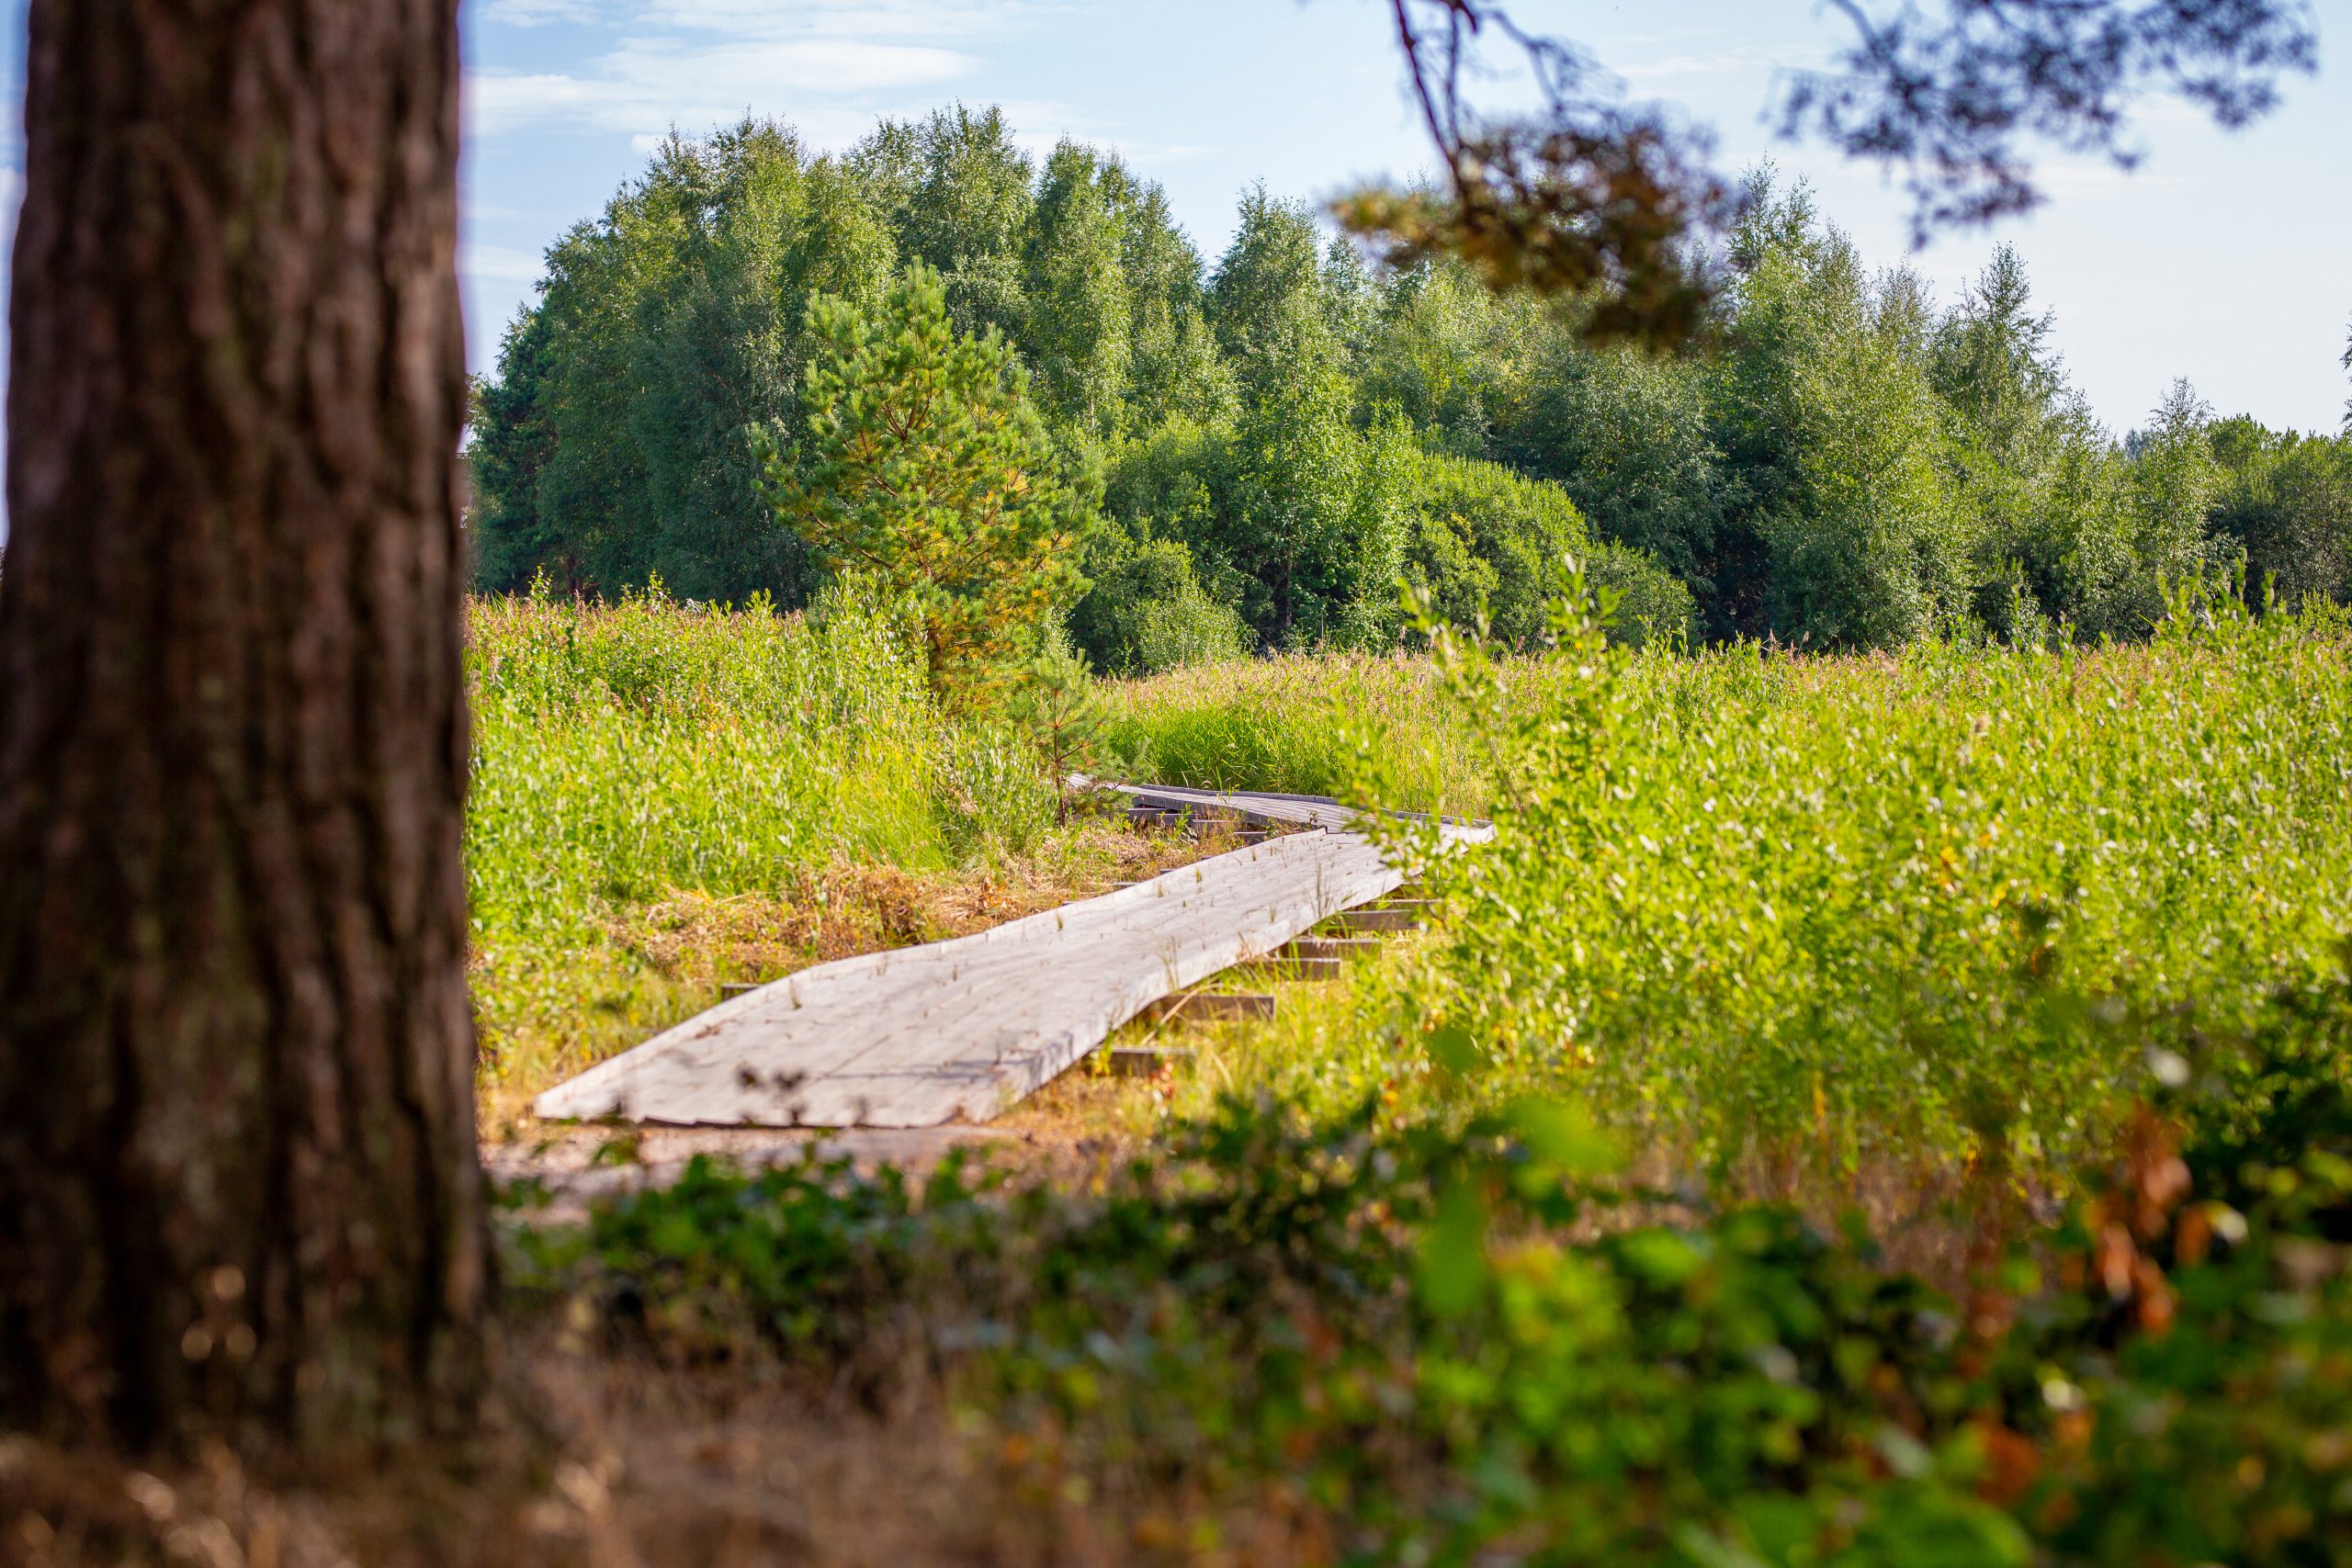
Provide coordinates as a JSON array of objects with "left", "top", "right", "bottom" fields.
[
  {"left": 1590, "top": 539, "right": 1699, "bottom": 648},
  {"left": 1399, "top": 448, "right": 1693, "bottom": 649},
  {"left": 2211, "top": 418, "right": 2352, "bottom": 615},
  {"left": 1068, "top": 532, "right": 1248, "bottom": 674},
  {"left": 1401, "top": 448, "right": 1584, "bottom": 644}
]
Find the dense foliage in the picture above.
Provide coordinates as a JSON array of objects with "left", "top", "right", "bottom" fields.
[{"left": 471, "top": 116, "right": 2352, "bottom": 666}]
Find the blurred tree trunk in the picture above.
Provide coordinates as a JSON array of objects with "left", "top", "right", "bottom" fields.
[{"left": 0, "top": 0, "right": 485, "bottom": 1452}]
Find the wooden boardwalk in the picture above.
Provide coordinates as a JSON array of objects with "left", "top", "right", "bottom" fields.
[{"left": 534, "top": 787, "right": 1470, "bottom": 1130}]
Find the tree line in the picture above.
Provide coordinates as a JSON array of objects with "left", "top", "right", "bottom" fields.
[{"left": 470, "top": 108, "right": 2351, "bottom": 666}]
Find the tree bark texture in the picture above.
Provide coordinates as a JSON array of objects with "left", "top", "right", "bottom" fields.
[{"left": 0, "top": 0, "right": 485, "bottom": 1450}]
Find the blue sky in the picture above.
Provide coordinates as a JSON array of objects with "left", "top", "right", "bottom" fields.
[{"left": 6, "top": 1, "right": 2351, "bottom": 436}]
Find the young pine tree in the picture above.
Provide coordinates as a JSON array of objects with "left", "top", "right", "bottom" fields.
[
  {"left": 756, "top": 262, "right": 1092, "bottom": 705},
  {"left": 1007, "top": 639, "right": 1108, "bottom": 824}
]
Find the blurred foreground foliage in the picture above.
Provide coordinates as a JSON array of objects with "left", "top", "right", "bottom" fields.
[{"left": 510, "top": 970, "right": 2352, "bottom": 1566}]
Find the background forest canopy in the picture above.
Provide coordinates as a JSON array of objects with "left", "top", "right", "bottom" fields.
[{"left": 470, "top": 106, "right": 2352, "bottom": 669}]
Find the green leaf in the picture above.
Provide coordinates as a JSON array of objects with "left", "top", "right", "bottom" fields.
[
  {"left": 1508, "top": 1096, "right": 1623, "bottom": 1176},
  {"left": 1416, "top": 1179, "right": 1489, "bottom": 1319}
]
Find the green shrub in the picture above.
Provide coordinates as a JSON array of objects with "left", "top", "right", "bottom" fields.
[
  {"left": 1068, "top": 533, "right": 1248, "bottom": 674},
  {"left": 1590, "top": 538, "right": 1699, "bottom": 649},
  {"left": 1396, "top": 449, "right": 1692, "bottom": 650},
  {"left": 2211, "top": 421, "right": 2352, "bottom": 615},
  {"left": 1401, "top": 448, "right": 1580, "bottom": 644}
]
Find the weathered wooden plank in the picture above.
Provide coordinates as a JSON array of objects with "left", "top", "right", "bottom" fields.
[
  {"left": 1334, "top": 907, "right": 1422, "bottom": 932},
  {"left": 1108, "top": 782, "right": 1361, "bottom": 832},
  {"left": 1142, "top": 992, "right": 1278, "bottom": 1023},
  {"left": 1284, "top": 936, "right": 1382, "bottom": 961},
  {"left": 534, "top": 826, "right": 1408, "bottom": 1129},
  {"left": 535, "top": 784, "right": 1489, "bottom": 1132},
  {"left": 1103, "top": 783, "right": 1494, "bottom": 844}
]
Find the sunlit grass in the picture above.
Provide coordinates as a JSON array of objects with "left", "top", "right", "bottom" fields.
[
  {"left": 469, "top": 583, "right": 2352, "bottom": 1189},
  {"left": 1099, "top": 652, "right": 1491, "bottom": 816},
  {"left": 1093, "top": 600, "right": 2352, "bottom": 1189}
]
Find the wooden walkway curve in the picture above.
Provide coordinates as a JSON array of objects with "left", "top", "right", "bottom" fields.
[{"left": 533, "top": 786, "right": 1480, "bottom": 1130}]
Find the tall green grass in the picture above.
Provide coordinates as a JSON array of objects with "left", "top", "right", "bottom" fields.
[
  {"left": 467, "top": 584, "right": 1054, "bottom": 1098},
  {"left": 1099, "top": 652, "right": 1490, "bottom": 812},
  {"left": 1447, "top": 601, "right": 2351, "bottom": 1170},
  {"left": 1151, "top": 591, "right": 2352, "bottom": 1177},
  {"left": 468, "top": 580, "right": 2352, "bottom": 1179}
]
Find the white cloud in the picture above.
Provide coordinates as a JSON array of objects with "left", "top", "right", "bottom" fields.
[
  {"left": 469, "top": 38, "right": 978, "bottom": 138},
  {"left": 461, "top": 0, "right": 1063, "bottom": 140},
  {"left": 479, "top": 0, "right": 608, "bottom": 24},
  {"left": 468, "top": 71, "right": 610, "bottom": 134}
]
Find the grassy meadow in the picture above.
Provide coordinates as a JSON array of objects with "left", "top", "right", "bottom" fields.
[
  {"left": 450, "top": 585, "right": 2352, "bottom": 1565},
  {"left": 470, "top": 581, "right": 2352, "bottom": 1174},
  {"left": 1126, "top": 592, "right": 2352, "bottom": 1173}
]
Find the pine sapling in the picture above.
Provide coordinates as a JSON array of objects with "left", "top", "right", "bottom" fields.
[
  {"left": 1009, "top": 643, "right": 1105, "bottom": 824},
  {"left": 754, "top": 262, "right": 1093, "bottom": 710}
]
